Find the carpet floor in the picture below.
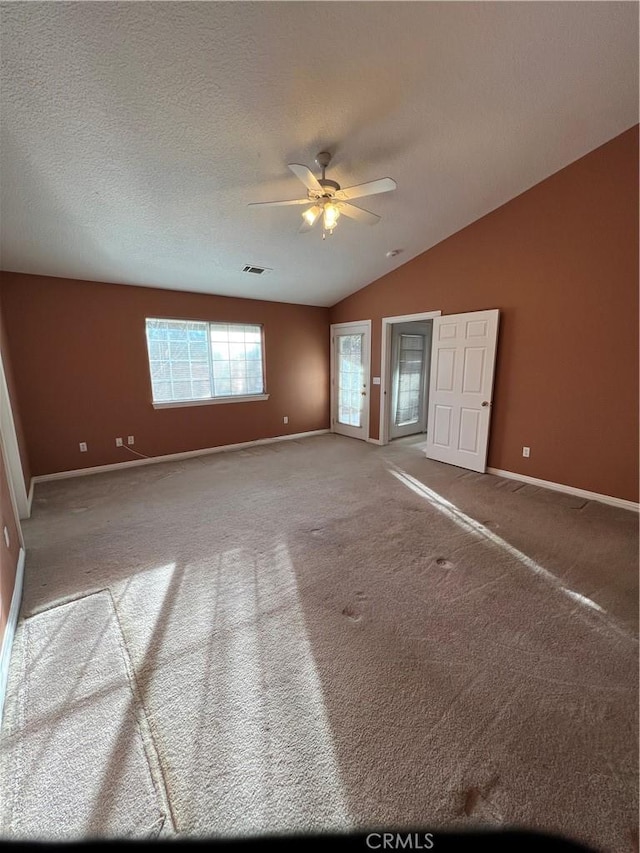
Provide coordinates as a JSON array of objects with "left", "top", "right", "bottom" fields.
[{"left": 1, "top": 435, "right": 637, "bottom": 848}]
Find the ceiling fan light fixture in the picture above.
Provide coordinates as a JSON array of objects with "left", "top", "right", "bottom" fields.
[
  {"left": 302, "top": 205, "right": 321, "bottom": 226},
  {"left": 322, "top": 201, "right": 340, "bottom": 233}
]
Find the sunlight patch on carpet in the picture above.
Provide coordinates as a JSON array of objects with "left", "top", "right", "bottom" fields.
[
  {"left": 389, "top": 467, "right": 633, "bottom": 641},
  {"left": 0, "top": 591, "right": 167, "bottom": 839},
  {"left": 109, "top": 544, "right": 352, "bottom": 835}
]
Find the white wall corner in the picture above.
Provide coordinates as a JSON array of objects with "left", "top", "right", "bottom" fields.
[{"left": 0, "top": 547, "right": 25, "bottom": 726}]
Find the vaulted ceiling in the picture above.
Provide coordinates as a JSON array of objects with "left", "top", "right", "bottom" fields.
[{"left": 1, "top": 2, "right": 638, "bottom": 306}]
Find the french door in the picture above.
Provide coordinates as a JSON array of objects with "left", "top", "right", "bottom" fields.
[
  {"left": 389, "top": 321, "right": 432, "bottom": 440},
  {"left": 330, "top": 321, "right": 371, "bottom": 440},
  {"left": 425, "top": 309, "right": 499, "bottom": 473}
]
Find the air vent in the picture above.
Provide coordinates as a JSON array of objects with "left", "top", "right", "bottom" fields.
[{"left": 242, "top": 265, "right": 272, "bottom": 275}]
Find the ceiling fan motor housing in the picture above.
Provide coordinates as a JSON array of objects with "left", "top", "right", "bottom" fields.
[{"left": 317, "top": 178, "right": 339, "bottom": 196}]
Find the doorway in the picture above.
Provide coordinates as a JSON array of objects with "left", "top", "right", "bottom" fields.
[
  {"left": 388, "top": 321, "right": 433, "bottom": 440},
  {"left": 380, "top": 308, "right": 499, "bottom": 473},
  {"left": 380, "top": 311, "right": 441, "bottom": 445},
  {"left": 330, "top": 320, "right": 371, "bottom": 441}
]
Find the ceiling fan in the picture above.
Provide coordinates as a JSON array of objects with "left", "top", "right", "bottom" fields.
[{"left": 248, "top": 152, "right": 397, "bottom": 238}]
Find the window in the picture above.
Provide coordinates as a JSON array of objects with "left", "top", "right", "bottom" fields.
[{"left": 145, "top": 318, "right": 266, "bottom": 406}]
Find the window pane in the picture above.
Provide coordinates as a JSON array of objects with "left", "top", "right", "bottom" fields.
[
  {"left": 210, "top": 323, "right": 229, "bottom": 341},
  {"left": 211, "top": 343, "right": 228, "bottom": 361},
  {"left": 172, "top": 381, "right": 193, "bottom": 400},
  {"left": 394, "top": 334, "right": 425, "bottom": 426},
  {"left": 192, "top": 380, "right": 211, "bottom": 399},
  {"left": 208, "top": 322, "right": 264, "bottom": 399},
  {"left": 212, "top": 361, "right": 230, "bottom": 380},
  {"left": 146, "top": 318, "right": 264, "bottom": 403},
  {"left": 152, "top": 381, "right": 172, "bottom": 401},
  {"left": 246, "top": 377, "right": 263, "bottom": 394},
  {"left": 189, "top": 341, "right": 208, "bottom": 359},
  {"left": 245, "top": 360, "right": 262, "bottom": 378},
  {"left": 170, "top": 341, "right": 188, "bottom": 359},
  {"left": 337, "top": 334, "right": 363, "bottom": 427},
  {"left": 151, "top": 361, "right": 170, "bottom": 381},
  {"left": 228, "top": 343, "right": 245, "bottom": 361},
  {"left": 192, "top": 362, "right": 210, "bottom": 380},
  {"left": 148, "top": 341, "right": 164, "bottom": 360},
  {"left": 170, "top": 361, "right": 191, "bottom": 381},
  {"left": 168, "top": 327, "right": 187, "bottom": 341},
  {"left": 214, "top": 378, "right": 231, "bottom": 396},
  {"left": 146, "top": 318, "right": 211, "bottom": 403},
  {"left": 231, "top": 376, "right": 248, "bottom": 395}
]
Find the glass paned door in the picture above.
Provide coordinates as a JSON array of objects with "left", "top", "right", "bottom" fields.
[
  {"left": 338, "top": 334, "right": 364, "bottom": 427},
  {"left": 331, "top": 322, "right": 371, "bottom": 440},
  {"left": 394, "top": 335, "right": 425, "bottom": 427},
  {"left": 389, "top": 321, "right": 432, "bottom": 440}
]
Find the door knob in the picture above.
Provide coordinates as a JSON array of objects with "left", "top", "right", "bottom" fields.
[{"left": 481, "top": 401, "right": 490, "bottom": 407}]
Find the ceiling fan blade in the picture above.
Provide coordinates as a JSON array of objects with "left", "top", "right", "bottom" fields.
[
  {"left": 298, "top": 204, "right": 322, "bottom": 233},
  {"left": 248, "top": 198, "right": 310, "bottom": 208},
  {"left": 337, "top": 177, "right": 397, "bottom": 201},
  {"left": 288, "top": 163, "right": 323, "bottom": 193},
  {"left": 337, "top": 202, "right": 380, "bottom": 226}
]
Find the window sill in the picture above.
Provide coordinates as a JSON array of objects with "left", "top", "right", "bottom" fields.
[{"left": 153, "top": 394, "right": 270, "bottom": 410}]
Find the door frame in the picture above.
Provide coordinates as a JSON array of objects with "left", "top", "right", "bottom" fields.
[
  {"left": 330, "top": 319, "right": 372, "bottom": 440},
  {"left": 379, "top": 311, "right": 441, "bottom": 445},
  {"left": 0, "top": 347, "right": 29, "bottom": 520}
]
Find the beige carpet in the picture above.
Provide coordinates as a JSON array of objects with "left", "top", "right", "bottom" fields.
[
  {"left": 0, "top": 590, "right": 168, "bottom": 839},
  {"left": 1, "top": 435, "right": 637, "bottom": 848}
]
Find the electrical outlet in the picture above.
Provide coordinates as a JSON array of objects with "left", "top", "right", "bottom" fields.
[
  {"left": 283, "top": 416, "right": 288, "bottom": 424},
  {"left": 3, "top": 526, "right": 9, "bottom": 549},
  {"left": 115, "top": 437, "right": 123, "bottom": 447},
  {"left": 79, "top": 442, "right": 88, "bottom": 453},
  {"left": 127, "top": 436, "right": 135, "bottom": 445},
  {"left": 522, "top": 446, "right": 530, "bottom": 458}
]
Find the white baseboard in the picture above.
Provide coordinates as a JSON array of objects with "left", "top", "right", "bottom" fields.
[
  {"left": 367, "top": 437, "right": 384, "bottom": 445},
  {"left": 27, "top": 477, "right": 34, "bottom": 516},
  {"left": 0, "top": 547, "right": 25, "bottom": 725},
  {"left": 486, "top": 467, "right": 639, "bottom": 513},
  {"left": 31, "top": 429, "right": 331, "bottom": 485}
]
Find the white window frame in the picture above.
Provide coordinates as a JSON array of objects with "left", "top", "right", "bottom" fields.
[{"left": 145, "top": 318, "right": 269, "bottom": 409}]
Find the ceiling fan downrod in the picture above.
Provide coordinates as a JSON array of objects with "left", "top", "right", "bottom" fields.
[{"left": 315, "top": 151, "right": 340, "bottom": 196}]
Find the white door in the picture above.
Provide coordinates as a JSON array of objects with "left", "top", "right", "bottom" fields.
[
  {"left": 425, "top": 309, "right": 499, "bottom": 473},
  {"left": 389, "top": 321, "right": 432, "bottom": 440},
  {"left": 331, "top": 321, "right": 371, "bottom": 440}
]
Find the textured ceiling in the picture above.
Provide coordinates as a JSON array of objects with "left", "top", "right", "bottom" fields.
[{"left": 1, "top": 2, "right": 638, "bottom": 307}]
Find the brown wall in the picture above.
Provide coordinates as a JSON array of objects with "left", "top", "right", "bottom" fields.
[
  {"left": 0, "top": 274, "right": 330, "bottom": 476},
  {"left": 331, "top": 126, "right": 639, "bottom": 503},
  {"left": 0, "top": 440, "right": 22, "bottom": 646}
]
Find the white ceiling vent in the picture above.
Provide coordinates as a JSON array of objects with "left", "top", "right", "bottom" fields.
[{"left": 242, "top": 265, "right": 272, "bottom": 275}]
